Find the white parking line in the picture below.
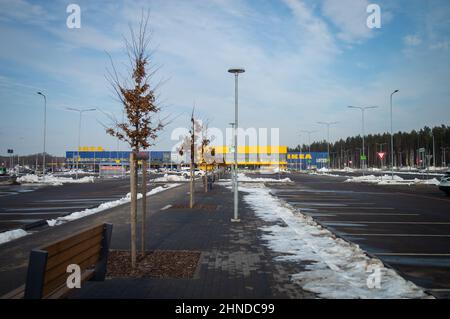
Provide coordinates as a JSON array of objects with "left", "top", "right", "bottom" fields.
[
  {"left": 375, "top": 253, "right": 450, "bottom": 256},
  {"left": 0, "top": 212, "right": 64, "bottom": 215},
  {"left": 346, "top": 234, "right": 450, "bottom": 237},
  {"left": 160, "top": 205, "right": 172, "bottom": 211},
  {"left": 310, "top": 212, "right": 417, "bottom": 216},
  {"left": 38, "top": 198, "right": 119, "bottom": 202},
  {"left": 321, "top": 221, "right": 450, "bottom": 225},
  {"left": 4, "top": 206, "right": 88, "bottom": 211},
  {"left": 315, "top": 207, "right": 395, "bottom": 210}
]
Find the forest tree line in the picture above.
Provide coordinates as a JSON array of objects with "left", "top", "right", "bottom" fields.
[{"left": 289, "top": 125, "right": 450, "bottom": 169}]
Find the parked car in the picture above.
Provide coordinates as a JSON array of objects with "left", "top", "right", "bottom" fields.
[
  {"left": 438, "top": 170, "right": 450, "bottom": 196},
  {"left": 0, "top": 167, "right": 7, "bottom": 176}
]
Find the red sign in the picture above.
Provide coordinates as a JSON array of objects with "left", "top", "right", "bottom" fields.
[{"left": 377, "top": 152, "right": 385, "bottom": 160}]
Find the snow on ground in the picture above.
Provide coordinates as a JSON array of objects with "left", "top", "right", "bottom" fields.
[
  {"left": 345, "top": 174, "right": 440, "bottom": 186},
  {"left": 55, "top": 169, "right": 91, "bottom": 176},
  {"left": 241, "top": 183, "right": 428, "bottom": 299},
  {"left": 17, "top": 174, "right": 95, "bottom": 186},
  {"left": 46, "top": 184, "right": 180, "bottom": 226},
  {"left": 152, "top": 174, "right": 188, "bottom": 182},
  {"left": 0, "top": 229, "right": 29, "bottom": 245},
  {"left": 223, "top": 173, "right": 292, "bottom": 183}
]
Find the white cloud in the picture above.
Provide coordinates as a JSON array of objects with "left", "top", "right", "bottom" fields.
[
  {"left": 430, "top": 39, "right": 449, "bottom": 50},
  {"left": 321, "top": 0, "right": 374, "bottom": 43},
  {"left": 404, "top": 34, "right": 422, "bottom": 46}
]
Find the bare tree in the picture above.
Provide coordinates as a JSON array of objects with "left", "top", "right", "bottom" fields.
[{"left": 106, "top": 11, "right": 163, "bottom": 268}]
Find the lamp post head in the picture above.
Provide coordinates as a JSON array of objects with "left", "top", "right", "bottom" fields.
[{"left": 228, "top": 68, "right": 245, "bottom": 74}]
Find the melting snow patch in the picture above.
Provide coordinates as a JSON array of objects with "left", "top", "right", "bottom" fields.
[
  {"left": 17, "top": 174, "right": 95, "bottom": 186},
  {"left": 0, "top": 229, "right": 29, "bottom": 245},
  {"left": 152, "top": 174, "right": 188, "bottom": 182},
  {"left": 222, "top": 173, "right": 292, "bottom": 183},
  {"left": 241, "top": 184, "right": 429, "bottom": 299},
  {"left": 345, "top": 175, "right": 440, "bottom": 186},
  {"left": 47, "top": 184, "right": 180, "bottom": 226}
]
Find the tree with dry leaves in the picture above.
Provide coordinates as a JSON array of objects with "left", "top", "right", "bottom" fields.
[{"left": 106, "top": 11, "right": 164, "bottom": 268}]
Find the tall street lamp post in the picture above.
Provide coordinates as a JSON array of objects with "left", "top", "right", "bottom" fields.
[
  {"left": 228, "top": 68, "right": 245, "bottom": 223},
  {"left": 348, "top": 106, "right": 378, "bottom": 176},
  {"left": 66, "top": 107, "right": 96, "bottom": 179},
  {"left": 300, "top": 130, "right": 317, "bottom": 170},
  {"left": 390, "top": 90, "right": 399, "bottom": 180},
  {"left": 317, "top": 121, "right": 338, "bottom": 169},
  {"left": 37, "top": 92, "right": 47, "bottom": 176}
]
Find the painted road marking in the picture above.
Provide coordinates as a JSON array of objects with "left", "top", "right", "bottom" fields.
[
  {"left": 0, "top": 212, "right": 66, "bottom": 215},
  {"left": 346, "top": 234, "right": 450, "bottom": 237},
  {"left": 161, "top": 205, "right": 172, "bottom": 211},
  {"left": 320, "top": 221, "right": 450, "bottom": 225},
  {"left": 308, "top": 212, "right": 419, "bottom": 216},
  {"left": 38, "top": 198, "right": 120, "bottom": 202},
  {"left": 312, "top": 206, "right": 395, "bottom": 210},
  {"left": 4, "top": 206, "right": 89, "bottom": 211},
  {"left": 375, "top": 253, "right": 450, "bottom": 256}
]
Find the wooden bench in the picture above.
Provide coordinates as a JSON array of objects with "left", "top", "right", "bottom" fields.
[{"left": 2, "top": 223, "right": 113, "bottom": 299}]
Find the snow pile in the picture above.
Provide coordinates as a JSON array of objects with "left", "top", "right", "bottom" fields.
[
  {"left": 153, "top": 174, "right": 188, "bottom": 182},
  {"left": 17, "top": 174, "right": 95, "bottom": 186},
  {"left": 56, "top": 169, "right": 89, "bottom": 176},
  {"left": 345, "top": 175, "right": 440, "bottom": 186},
  {"left": 241, "top": 184, "right": 428, "bottom": 299},
  {"left": 0, "top": 229, "right": 29, "bottom": 245},
  {"left": 236, "top": 173, "right": 292, "bottom": 183},
  {"left": 47, "top": 184, "right": 180, "bottom": 226}
]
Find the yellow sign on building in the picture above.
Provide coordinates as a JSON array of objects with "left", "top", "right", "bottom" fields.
[{"left": 78, "top": 146, "right": 104, "bottom": 152}]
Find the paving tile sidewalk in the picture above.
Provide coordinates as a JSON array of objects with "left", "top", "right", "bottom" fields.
[{"left": 73, "top": 181, "right": 316, "bottom": 299}]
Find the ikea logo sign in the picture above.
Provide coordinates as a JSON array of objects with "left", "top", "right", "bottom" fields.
[{"left": 287, "top": 153, "right": 313, "bottom": 160}]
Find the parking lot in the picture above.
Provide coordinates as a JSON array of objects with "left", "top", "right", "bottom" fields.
[
  {"left": 0, "top": 175, "right": 159, "bottom": 232},
  {"left": 265, "top": 172, "right": 450, "bottom": 298}
]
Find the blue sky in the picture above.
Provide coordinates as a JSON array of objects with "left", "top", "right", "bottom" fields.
[{"left": 0, "top": 0, "right": 449, "bottom": 156}]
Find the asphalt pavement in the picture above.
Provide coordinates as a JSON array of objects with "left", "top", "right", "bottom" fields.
[
  {"left": 0, "top": 175, "right": 160, "bottom": 232},
  {"left": 261, "top": 172, "right": 450, "bottom": 298}
]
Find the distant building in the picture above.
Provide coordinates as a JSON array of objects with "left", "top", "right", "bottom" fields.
[
  {"left": 286, "top": 152, "right": 328, "bottom": 170},
  {"left": 65, "top": 149, "right": 173, "bottom": 169},
  {"left": 204, "top": 146, "right": 288, "bottom": 169}
]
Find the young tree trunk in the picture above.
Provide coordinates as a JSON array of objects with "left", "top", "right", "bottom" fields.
[
  {"left": 130, "top": 152, "right": 137, "bottom": 268},
  {"left": 190, "top": 161, "right": 194, "bottom": 208},
  {"left": 141, "top": 159, "right": 147, "bottom": 254},
  {"left": 203, "top": 163, "right": 208, "bottom": 193}
]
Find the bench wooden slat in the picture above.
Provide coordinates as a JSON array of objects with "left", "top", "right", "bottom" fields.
[
  {"left": 44, "top": 243, "right": 102, "bottom": 285},
  {"left": 46, "top": 233, "right": 103, "bottom": 270},
  {"left": 2, "top": 223, "right": 112, "bottom": 299},
  {"left": 44, "top": 270, "right": 95, "bottom": 299},
  {"left": 42, "top": 253, "right": 100, "bottom": 296},
  {"left": 43, "top": 225, "right": 104, "bottom": 257}
]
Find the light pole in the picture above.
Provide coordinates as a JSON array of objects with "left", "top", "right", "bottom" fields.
[
  {"left": 37, "top": 92, "right": 47, "bottom": 176},
  {"left": 348, "top": 106, "right": 378, "bottom": 175},
  {"left": 228, "top": 68, "right": 245, "bottom": 223},
  {"left": 441, "top": 147, "right": 448, "bottom": 167},
  {"left": 317, "top": 121, "right": 338, "bottom": 169},
  {"left": 300, "top": 130, "right": 317, "bottom": 170},
  {"left": 390, "top": 90, "right": 399, "bottom": 179},
  {"left": 66, "top": 107, "right": 96, "bottom": 179},
  {"left": 300, "top": 130, "right": 317, "bottom": 153}
]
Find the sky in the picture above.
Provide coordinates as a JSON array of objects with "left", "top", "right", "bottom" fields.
[{"left": 0, "top": 0, "right": 449, "bottom": 156}]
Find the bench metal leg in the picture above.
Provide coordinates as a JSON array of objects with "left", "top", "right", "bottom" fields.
[
  {"left": 24, "top": 249, "right": 48, "bottom": 299},
  {"left": 93, "top": 223, "right": 113, "bottom": 281}
]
